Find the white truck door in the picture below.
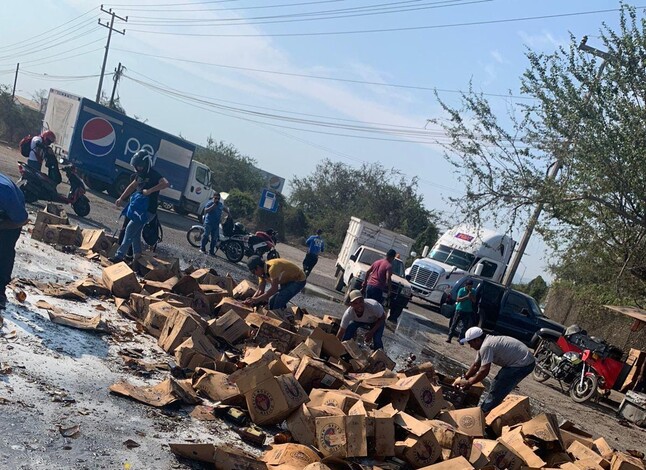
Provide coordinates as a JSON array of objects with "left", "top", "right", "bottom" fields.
[{"left": 183, "top": 161, "right": 212, "bottom": 206}]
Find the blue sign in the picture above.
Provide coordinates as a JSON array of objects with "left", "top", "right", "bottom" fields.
[{"left": 259, "top": 189, "right": 278, "bottom": 213}]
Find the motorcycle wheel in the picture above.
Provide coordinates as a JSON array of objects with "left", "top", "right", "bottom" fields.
[
  {"left": 532, "top": 342, "right": 551, "bottom": 382},
  {"left": 72, "top": 195, "right": 91, "bottom": 217},
  {"left": 569, "top": 373, "right": 598, "bottom": 403},
  {"left": 186, "top": 227, "right": 204, "bottom": 248},
  {"left": 224, "top": 241, "right": 245, "bottom": 263},
  {"left": 267, "top": 250, "right": 280, "bottom": 260}
]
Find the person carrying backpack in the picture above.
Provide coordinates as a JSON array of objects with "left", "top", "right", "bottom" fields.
[
  {"left": 109, "top": 150, "right": 169, "bottom": 263},
  {"left": 24, "top": 130, "right": 56, "bottom": 171}
]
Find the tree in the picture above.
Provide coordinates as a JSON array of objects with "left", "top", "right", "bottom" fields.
[
  {"left": 194, "top": 138, "right": 264, "bottom": 194},
  {"left": 433, "top": 5, "right": 646, "bottom": 304},
  {"left": 513, "top": 276, "right": 549, "bottom": 304},
  {"left": 290, "top": 159, "right": 438, "bottom": 251}
]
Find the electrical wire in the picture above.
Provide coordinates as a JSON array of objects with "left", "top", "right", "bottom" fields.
[
  {"left": 114, "top": 47, "right": 530, "bottom": 100},
  {"left": 0, "top": 25, "right": 103, "bottom": 62},
  {"left": 105, "top": 0, "right": 238, "bottom": 7},
  {"left": 108, "top": 0, "right": 343, "bottom": 13},
  {"left": 128, "top": 6, "right": 645, "bottom": 37},
  {"left": 0, "top": 6, "right": 99, "bottom": 51},
  {"left": 21, "top": 70, "right": 105, "bottom": 80},
  {"left": 0, "top": 38, "right": 105, "bottom": 68}
]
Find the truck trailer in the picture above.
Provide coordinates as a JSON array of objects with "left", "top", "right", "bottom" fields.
[{"left": 43, "top": 88, "right": 212, "bottom": 217}]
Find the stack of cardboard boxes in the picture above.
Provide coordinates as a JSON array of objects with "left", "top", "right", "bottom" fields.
[{"left": 82, "top": 247, "right": 645, "bottom": 470}]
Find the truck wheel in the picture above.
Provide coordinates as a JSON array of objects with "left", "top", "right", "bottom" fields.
[
  {"left": 334, "top": 271, "right": 345, "bottom": 292},
  {"left": 72, "top": 196, "right": 91, "bottom": 217},
  {"left": 109, "top": 175, "right": 131, "bottom": 198}
]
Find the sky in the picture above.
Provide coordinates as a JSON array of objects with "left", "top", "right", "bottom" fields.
[{"left": 0, "top": 0, "right": 633, "bottom": 283}]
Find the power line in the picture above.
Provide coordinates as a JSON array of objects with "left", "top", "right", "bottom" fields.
[
  {"left": 105, "top": 0, "right": 238, "bottom": 7},
  {"left": 109, "top": 0, "right": 342, "bottom": 13},
  {"left": 3, "top": 47, "right": 104, "bottom": 69},
  {"left": 128, "top": 6, "right": 644, "bottom": 37},
  {"left": 0, "top": 37, "right": 104, "bottom": 68},
  {"left": 114, "top": 48, "right": 531, "bottom": 100}
]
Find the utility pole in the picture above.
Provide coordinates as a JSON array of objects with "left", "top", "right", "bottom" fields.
[
  {"left": 96, "top": 5, "right": 127, "bottom": 103},
  {"left": 502, "top": 36, "right": 610, "bottom": 286},
  {"left": 109, "top": 62, "right": 125, "bottom": 108},
  {"left": 11, "top": 63, "right": 19, "bottom": 100}
]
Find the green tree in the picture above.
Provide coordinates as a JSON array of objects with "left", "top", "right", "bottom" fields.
[
  {"left": 513, "top": 276, "right": 549, "bottom": 304},
  {"left": 194, "top": 138, "right": 264, "bottom": 193},
  {"left": 290, "top": 159, "right": 438, "bottom": 251},
  {"left": 225, "top": 188, "right": 256, "bottom": 220},
  {"left": 433, "top": 5, "right": 646, "bottom": 304}
]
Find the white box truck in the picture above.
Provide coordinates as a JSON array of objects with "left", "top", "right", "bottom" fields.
[
  {"left": 334, "top": 217, "right": 415, "bottom": 319},
  {"left": 406, "top": 224, "right": 516, "bottom": 306}
]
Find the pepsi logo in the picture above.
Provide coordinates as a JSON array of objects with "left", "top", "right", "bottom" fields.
[
  {"left": 195, "top": 187, "right": 202, "bottom": 194},
  {"left": 82, "top": 117, "right": 116, "bottom": 157}
]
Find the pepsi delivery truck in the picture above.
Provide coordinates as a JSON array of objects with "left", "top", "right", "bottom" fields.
[{"left": 42, "top": 88, "right": 212, "bottom": 217}]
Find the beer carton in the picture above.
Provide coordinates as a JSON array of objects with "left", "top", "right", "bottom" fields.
[
  {"left": 485, "top": 394, "right": 531, "bottom": 436},
  {"left": 102, "top": 262, "right": 142, "bottom": 299},
  {"left": 388, "top": 373, "right": 447, "bottom": 419},
  {"left": 440, "top": 408, "right": 486, "bottom": 438}
]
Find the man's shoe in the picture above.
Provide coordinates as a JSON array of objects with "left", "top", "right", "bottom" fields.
[
  {"left": 199, "top": 249, "right": 207, "bottom": 254},
  {"left": 209, "top": 252, "right": 217, "bottom": 257},
  {"left": 445, "top": 338, "right": 452, "bottom": 343},
  {"left": 108, "top": 256, "right": 123, "bottom": 264}
]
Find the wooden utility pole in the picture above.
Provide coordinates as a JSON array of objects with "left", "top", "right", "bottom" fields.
[
  {"left": 96, "top": 5, "right": 127, "bottom": 103},
  {"left": 11, "top": 63, "right": 19, "bottom": 100},
  {"left": 109, "top": 62, "right": 124, "bottom": 108},
  {"left": 502, "top": 36, "right": 610, "bottom": 286}
]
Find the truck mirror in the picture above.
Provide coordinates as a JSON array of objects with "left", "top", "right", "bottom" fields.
[
  {"left": 410, "top": 251, "right": 417, "bottom": 258},
  {"left": 405, "top": 275, "right": 411, "bottom": 281},
  {"left": 474, "top": 262, "right": 484, "bottom": 276},
  {"left": 349, "top": 254, "right": 357, "bottom": 262},
  {"left": 422, "top": 246, "right": 430, "bottom": 257},
  {"left": 520, "top": 308, "right": 530, "bottom": 316}
]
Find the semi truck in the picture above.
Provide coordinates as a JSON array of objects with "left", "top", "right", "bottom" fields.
[
  {"left": 334, "top": 217, "right": 415, "bottom": 319},
  {"left": 42, "top": 88, "right": 212, "bottom": 217},
  {"left": 406, "top": 224, "right": 516, "bottom": 307}
]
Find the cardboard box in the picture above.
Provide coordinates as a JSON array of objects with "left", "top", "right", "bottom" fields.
[
  {"left": 567, "top": 441, "right": 608, "bottom": 468},
  {"left": 80, "top": 229, "right": 111, "bottom": 253},
  {"left": 485, "top": 394, "right": 531, "bottom": 436},
  {"left": 427, "top": 419, "right": 472, "bottom": 460},
  {"left": 174, "top": 329, "right": 223, "bottom": 368},
  {"left": 499, "top": 427, "right": 546, "bottom": 468},
  {"left": 254, "top": 321, "right": 301, "bottom": 353},
  {"left": 315, "top": 414, "right": 368, "bottom": 458},
  {"left": 193, "top": 369, "right": 243, "bottom": 404},
  {"left": 309, "top": 327, "right": 347, "bottom": 359},
  {"left": 295, "top": 356, "right": 346, "bottom": 392},
  {"left": 592, "top": 437, "right": 614, "bottom": 461},
  {"left": 233, "top": 363, "right": 309, "bottom": 426},
  {"left": 172, "top": 275, "right": 201, "bottom": 296},
  {"left": 285, "top": 404, "right": 345, "bottom": 447},
  {"left": 388, "top": 373, "right": 448, "bottom": 419},
  {"left": 610, "top": 452, "right": 645, "bottom": 470},
  {"left": 213, "top": 446, "right": 267, "bottom": 470},
  {"left": 394, "top": 412, "right": 443, "bottom": 467},
  {"left": 262, "top": 443, "right": 320, "bottom": 469},
  {"left": 440, "top": 408, "right": 486, "bottom": 438},
  {"left": 472, "top": 438, "right": 522, "bottom": 470},
  {"left": 214, "top": 297, "right": 253, "bottom": 318},
  {"left": 244, "top": 312, "right": 288, "bottom": 330},
  {"left": 158, "top": 307, "right": 206, "bottom": 354},
  {"left": 143, "top": 301, "right": 177, "bottom": 338},
  {"left": 365, "top": 349, "right": 396, "bottom": 373},
  {"left": 309, "top": 389, "right": 360, "bottom": 413},
  {"left": 208, "top": 310, "right": 250, "bottom": 344},
  {"left": 102, "top": 262, "right": 142, "bottom": 299},
  {"left": 418, "top": 456, "right": 474, "bottom": 469},
  {"left": 233, "top": 279, "right": 257, "bottom": 299},
  {"left": 301, "top": 314, "right": 334, "bottom": 333},
  {"left": 521, "top": 414, "right": 564, "bottom": 449},
  {"left": 43, "top": 224, "right": 82, "bottom": 245},
  {"left": 371, "top": 408, "right": 396, "bottom": 457}
]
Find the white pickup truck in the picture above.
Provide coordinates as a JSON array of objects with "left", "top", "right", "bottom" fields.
[{"left": 334, "top": 217, "right": 415, "bottom": 319}]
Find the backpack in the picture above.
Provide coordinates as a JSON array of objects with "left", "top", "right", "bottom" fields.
[
  {"left": 142, "top": 215, "right": 163, "bottom": 251},
  {"left": 124, "top": 191, "right": 149, "bottom": 223},
  {"left": 19, "top": 134, "right": 33, "bottom": 158}
]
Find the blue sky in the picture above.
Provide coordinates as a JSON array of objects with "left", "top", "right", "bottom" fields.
[{"left": 0, "top": 0, "right": 630, "bottom": 282}]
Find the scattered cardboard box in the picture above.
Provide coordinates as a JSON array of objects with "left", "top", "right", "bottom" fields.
[
  {"left": 102, "top": 262, "right": 142, "bottom": 298},
  {"left": 208, "top": 310, "right": 250, "bottom": 344}
]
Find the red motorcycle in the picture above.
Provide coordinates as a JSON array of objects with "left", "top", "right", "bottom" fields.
[{"left": 533, "top": 326, "right": 627, "bottom": 403}]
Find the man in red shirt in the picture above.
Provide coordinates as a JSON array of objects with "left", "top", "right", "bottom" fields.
[{"left": 361, "top": 249, "right": 396, "bottom": 305}]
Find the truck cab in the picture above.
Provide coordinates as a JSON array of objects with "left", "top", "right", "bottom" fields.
[
  {"left": 170, "top": 161, "right": 212, "bottom": 215},
  {"left": 336, "top": 246, "right": 413, "bottom": 320},
  {"left": 407, "top": 225, "right": 516, "bottom": 307},
  {"left": 440, "top": 276, "right": 564, "bottom": 347}
]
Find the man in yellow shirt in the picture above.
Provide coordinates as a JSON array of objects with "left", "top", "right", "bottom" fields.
[{"left": 245, "top": 256, "right": 307, "bottom": 309}]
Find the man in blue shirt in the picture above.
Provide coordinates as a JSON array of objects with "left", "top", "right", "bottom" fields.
[
  {"left": 446, "top": 279, "right": 476, "bottom": 343},
  {"left": 0, "top": 172, "right": 29, "bottom": 315},
  {"left": 200, "top": 192, "right": 229, "bottom": 256},
  {"left": 302, "top": 229, "right": 324, "bottom": 277}
]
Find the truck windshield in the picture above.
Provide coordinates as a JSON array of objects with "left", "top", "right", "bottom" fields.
[
  {"left": 358, "top": 250, "right": 405, "bottom": 277},
  {"left": 196, "top": 166, "right": 210, "bottom": 186},
  {"left": 428, "top": 244, "right": 475, "bottom": 271}
]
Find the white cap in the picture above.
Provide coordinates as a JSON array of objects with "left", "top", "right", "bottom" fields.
[
  {"left": 348, "top": 290, "right": 363, "bottom": 302},
  {"left": 460, "top": 326, "right": 484, "bottom": 344}
]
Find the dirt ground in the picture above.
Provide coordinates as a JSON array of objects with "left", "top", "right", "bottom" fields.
[{"left": 0, "top": 145, "right": 643, "bottom": 467}]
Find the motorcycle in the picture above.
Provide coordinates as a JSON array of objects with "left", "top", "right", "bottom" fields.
[
  {"left": 17, "top": 156, "right": 90, "bottom": 217},
  {"left": 186, "top": 218, "right": 280, "bottom": 263},
  {"left": 533, "top": 325, "right": 626, "bottom": 403}
]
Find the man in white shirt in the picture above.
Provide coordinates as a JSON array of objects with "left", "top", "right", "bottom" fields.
[
  {"left": 456, "top": 327, "right": 535, "bottom": 412},
  {"left": 336, "top": 290, "right": 386, "bottom": 350}
]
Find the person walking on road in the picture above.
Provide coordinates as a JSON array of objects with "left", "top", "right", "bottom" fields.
[
  {"left": 446, "top": 279, "right": 476, "bottom": 343},
  {"left": 245, "top": 256, "right": 307, "bottom": 310},
  {"left": 337, "top": 290, "right": 386, "bottom": 350},
  {"left": 110, "top": 150, "right": 169, "bottom": 263},
  {"left": 456, "top": 327, "right": 535, "bottom": 413},
  {"left": 0, "top": 172, "right": 29, "bottom": 321},
  {"left": 362, "top": 249, "right": 396, "bottom": 306},
  {"left": 200, "top": 192, "right": 229, "bottom": 256},
  {"left": 302, "top": 229, "right": 324, "bottom": 277}
]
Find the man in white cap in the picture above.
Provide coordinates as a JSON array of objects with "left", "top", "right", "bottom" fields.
[
  {"left": 336, "top": 290, "right": 386, "bottom": 350},
  {"left": 455, "top": 327, "right": 535, "bottom": 412}
]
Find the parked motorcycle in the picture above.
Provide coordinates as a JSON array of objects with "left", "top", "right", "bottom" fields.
[
  {"left": 186, "top": 218, "right": 280, "bottom": 263},
  {"left": 17, "top": 157, "right": 90, "bottom": 217},
  {"left": 533, "top": 325, "right": 626, "bottom": 403}
]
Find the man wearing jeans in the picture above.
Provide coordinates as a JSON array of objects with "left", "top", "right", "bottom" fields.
[
  {"left": 0, "top": 172, "right": 29, "bottom": 319},
  {"left": 457, "top": 327, "right": 535, "bottom": 413},
  {"left": 337, "top": 290, "right": 386, "bottom": 350},
  {"left": 244, "top": 256, "right": 307, "bottom": 310},
  {"left": 200, "top": 192, "right": 229, "bottom": 255},
  {"left": 446, "top": 279, "right": 476, "bottom": 343},
  {"left": 362, "top": 249, "right": 395, "bottom": 305}
]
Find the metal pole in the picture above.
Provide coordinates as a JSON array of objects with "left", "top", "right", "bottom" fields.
[
  {"left": 502, "top": 37, "right": 609, "bottom": 286},
  {"left": 11, "top": 63, "right": 19, "bottom": 100},
  {"left": 96, "top": 13, "right": 115, "bottom": 103},
  {"left": 109, "top": 62, "right": 122, "bottom": 108}
]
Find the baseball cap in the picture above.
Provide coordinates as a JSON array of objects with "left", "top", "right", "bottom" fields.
[
  {"left": 348, "top": 290, "right": 363, "bottom": 303},
  {"left": 460, "top": 326, "right": 484, "bottom": 344}
]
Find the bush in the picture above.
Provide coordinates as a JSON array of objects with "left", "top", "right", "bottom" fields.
[{"left": 226, "top": 189, "right": 256, "bottom": 220}]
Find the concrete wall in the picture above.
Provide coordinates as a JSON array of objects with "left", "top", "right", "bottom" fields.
[{"left": 544, "top": 285, "right": 646, "bottom": 352}]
